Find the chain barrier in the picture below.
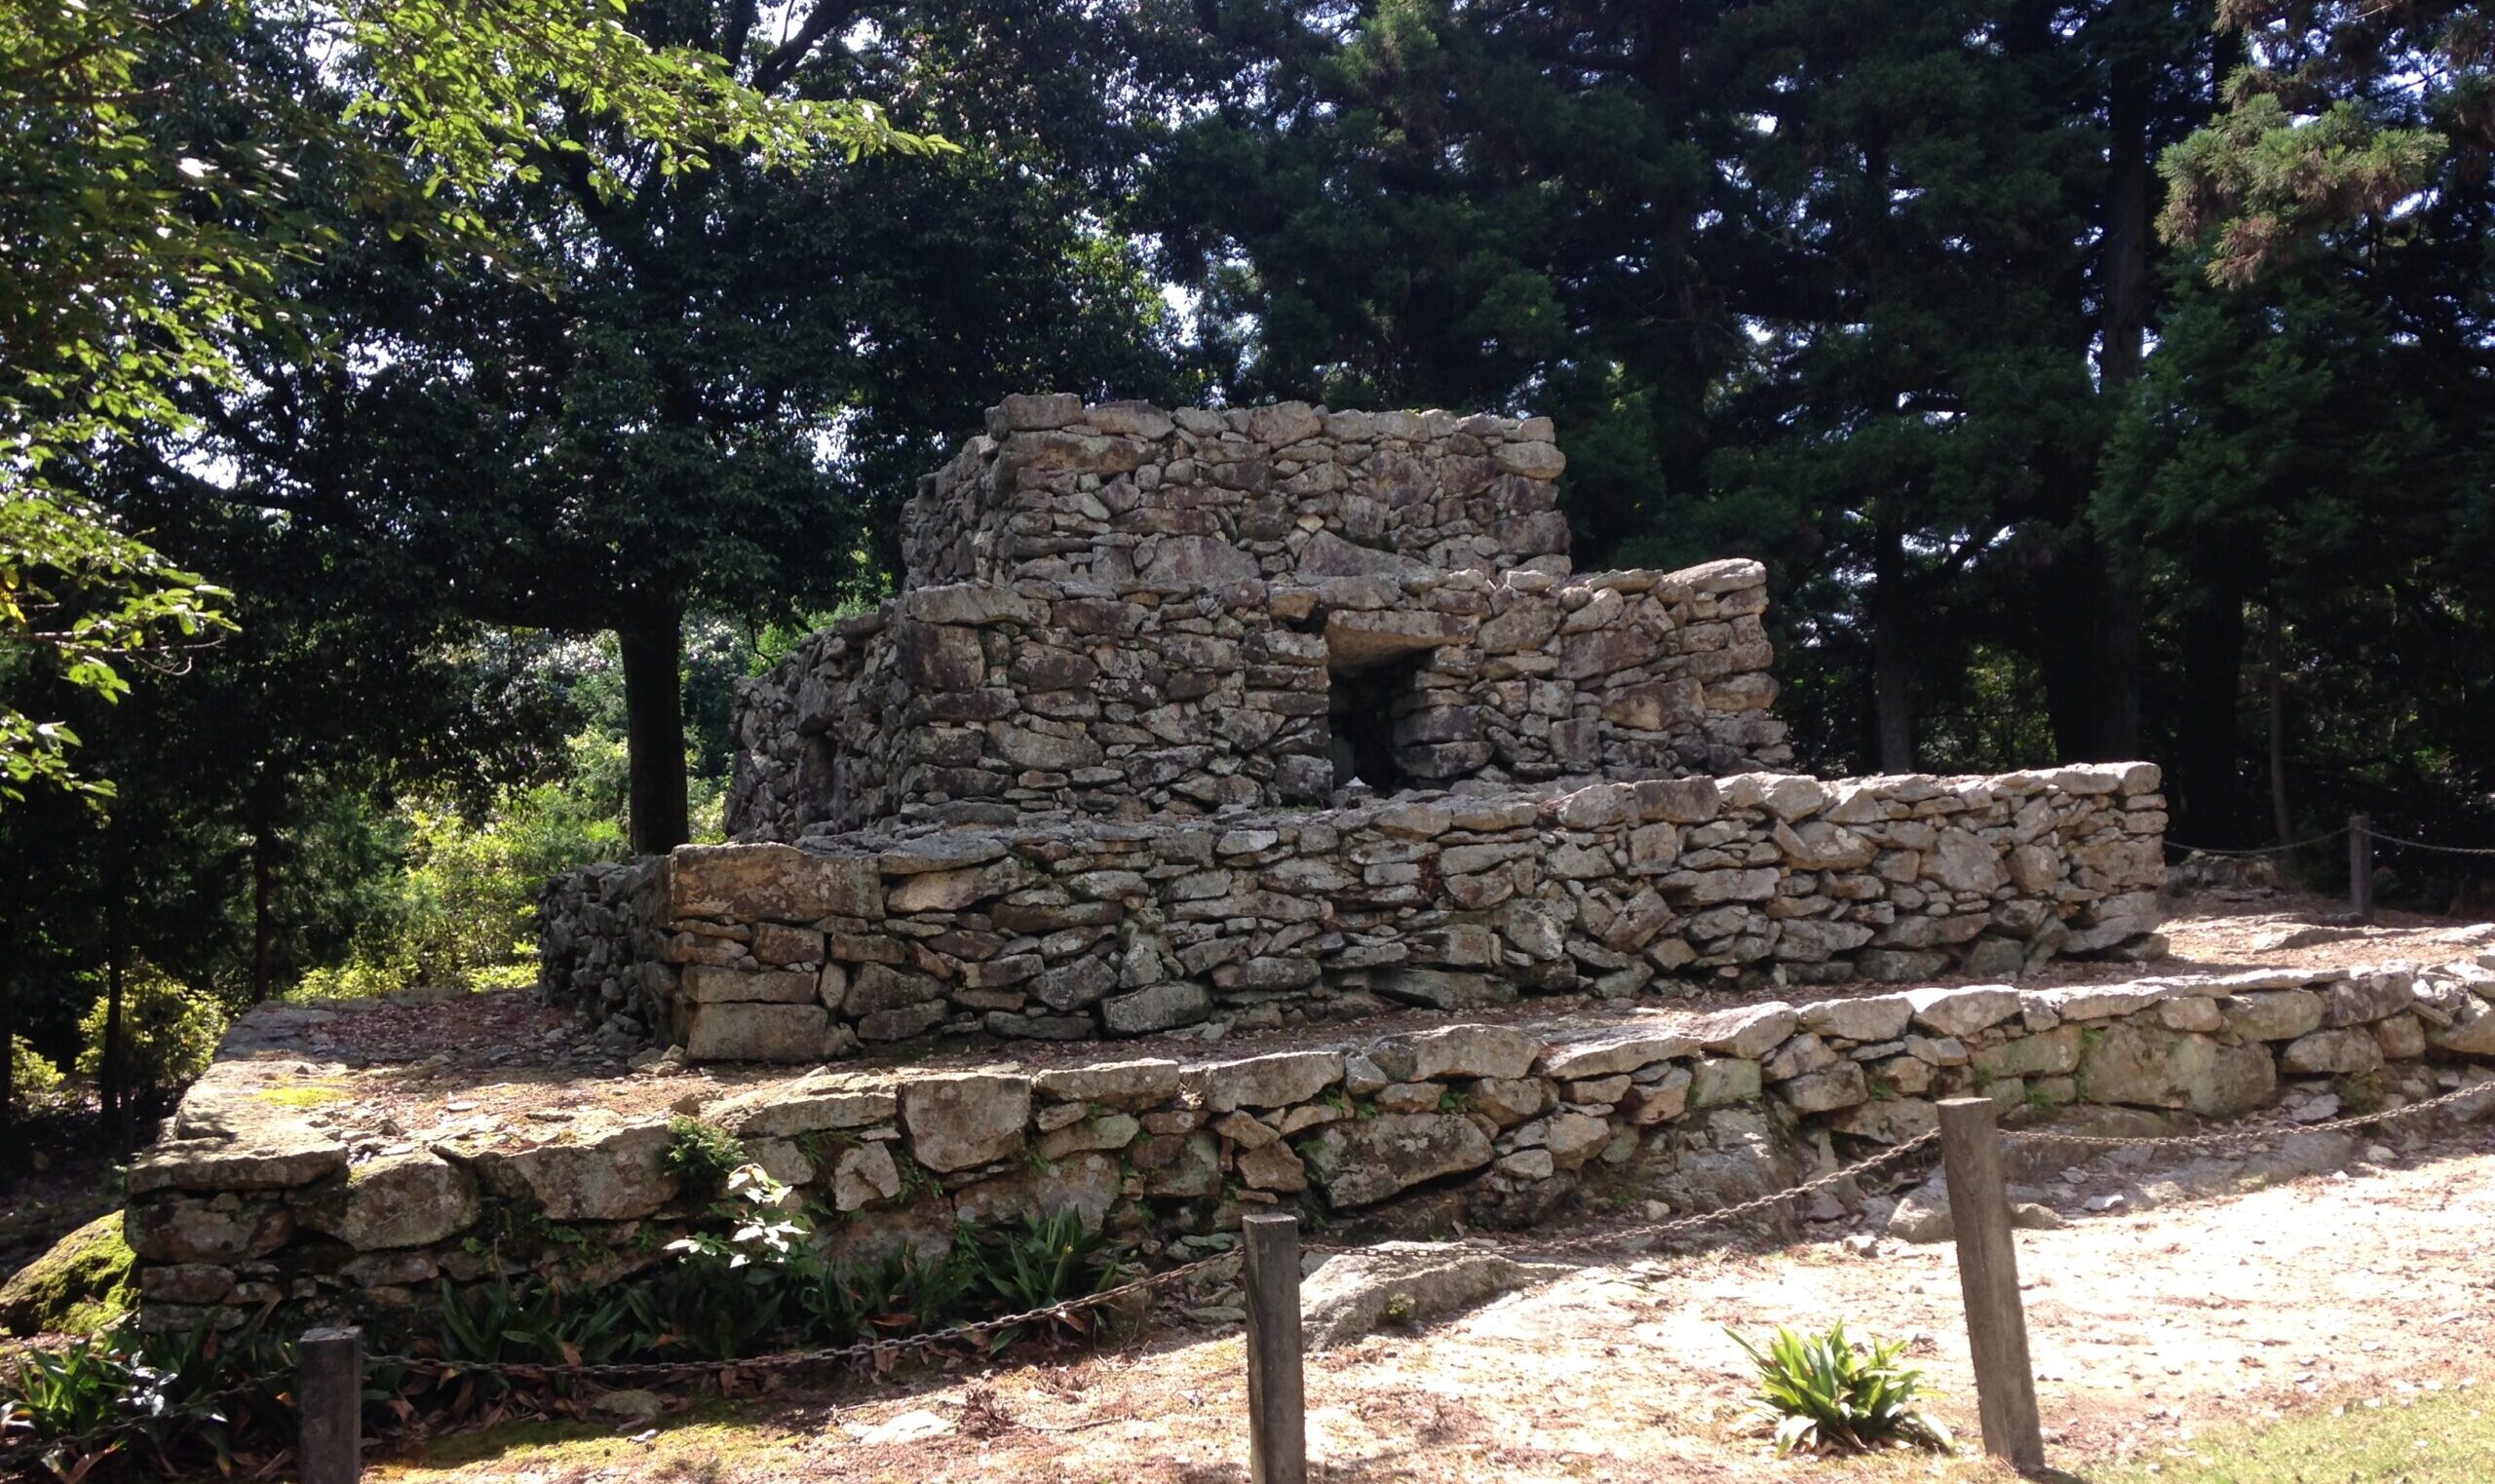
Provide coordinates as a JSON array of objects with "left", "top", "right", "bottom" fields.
[
  {"left": 11, "top": 1081, "right": 2485, "bottom": 1468},
  {"left": 2365, "top": 828, "right": 2495, "bottom": 859},
  {"left": 2163, "top": 826, "right": 2349, "bottom": 857},
  {"left": 1302, "top": 1128, "right": 1944, "bottom": 1263},
  {"left": 365, "top": 1250, "right": 1233, "bottom": 1385},
  {"left": 2007, "top": 1077, "right": 2495, "bottom": 1154},
  {"left": 0, "top": 1254, "right": 1237, "bottom": 1470}
]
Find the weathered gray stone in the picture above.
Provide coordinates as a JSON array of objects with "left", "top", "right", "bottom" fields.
[
  {"left": 1694, "top": 1003, "right": 1797, "bottom": 1060},
  {"left": 1102, "top": 982, "right": 1211, "bottom": 1034},
  {"left": 1032, "top": 1059, "right": 1183, "bottom": 1104},
  {"left": 2223, "top": 989, "right": 2325, "bottom": 1043},
  {"left": 1300, "top": 1241, "right": 1570, "bottom": 1348},
  {"left": 1690, "top": 1057, "right": 1763, "bottom": 1108},
  {"left": 1373, "top": 1024, "right": 1539, "bottom": 1083},
  {"left": 710, "top": 1072, "right": 897, "bottom": 1138},
  {"left": 900, "top": 1073, "right": 1033, "bottom": 1171},
  {"left": 301, "top": 1153, "right": 480, "bottom": 1251},
  {"left": 682, "top": 1002, "right": 837, "bottom": 1063},
  {"left": 1907, "top": 986, "right": 2023, "bottom": 1039},
  {"left": 678, "top": 965, "right": 819, "bottom": 1004},
  {"left": 1540, "top": 1027, "right": 1700, "bottom": 1080},
  {"left": 1189, "top": 1051, "right": 1345, "bottom": 1112},
  {"left": 1300, "top": 1114, "right": 1494, "bottom": 1207},
  {"left": 2076, "top": 1024, "right": 2277, "bottom": 1117},
  {"left": 2280, "top": 1028, "right": 2385, "bottom": 1076},
  {"left": 498, "top": 1123, "right": 677, "bottom": 1222},
  {"left": 671, "top": 844, "right": 882, "bottom": 921}
]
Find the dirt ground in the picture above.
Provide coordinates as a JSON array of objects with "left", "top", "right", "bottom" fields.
[{"left": 366, "top": 1100, "right": 2495, "bottom": 1484}]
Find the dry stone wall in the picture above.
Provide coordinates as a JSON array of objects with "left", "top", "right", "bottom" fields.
[
  {"left": 129, "top": 961, "right": 2495, "bottom": 1333},
  {"left": 900, "top": 395, "right": 1575, "bottom": 593},
  {"left": 549, "top": 766, "right": 2170, "bottom": 1064},
  {"left": 727, "top": 557, "right": 1790, "bottom": 840}
]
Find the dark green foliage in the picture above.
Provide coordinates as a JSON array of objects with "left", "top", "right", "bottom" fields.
[
  {"left": 978, "top": 1208, "right": 1132, "bottom": 1344},
  {"left": 435, "top": 1277, "right": 637, "bottom": 1393},
  {"left": 0, "top": 1316, "right": 293, "bottom": 1478}
]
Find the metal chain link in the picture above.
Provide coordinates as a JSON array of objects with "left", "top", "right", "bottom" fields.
[
  {"left": 1301, "top": 1128, "right": 1943, "bottom": 1262},
  {"left": 2162, "top": 826, "right": 2349, "bottom": 857},
  {"left": 2006, "top": 1077, "right": 2495, "bottom": 1153},
  {"left": 2366, "top": 829, "right": 2495, "bottom": 858}
]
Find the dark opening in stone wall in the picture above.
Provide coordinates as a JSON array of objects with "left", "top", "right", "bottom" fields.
[{"left": 1329, "top": 653, "right": 1432, "bottom": 793}]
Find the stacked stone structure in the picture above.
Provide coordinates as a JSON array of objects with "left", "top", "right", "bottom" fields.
[
  {"left": 126, "top": 962, "right": 2495, "bottom": 1331},
  {"left": 557, "top": 397, "right": 2167, "bottom": 1063},
  {"left": 726, "top": 394, "right": 1789, "bottom": 839}
]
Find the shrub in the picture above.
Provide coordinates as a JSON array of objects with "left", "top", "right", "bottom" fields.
[
  {"left": 9, "top": 1037, "right": 67, "bottom": 1121},
  {"left": 75, "top": 966, "right": 225, "bottom": 1106},
  {"left": 1728, "top": 1322, "right": 1953, "bottom": 1457},
  {"left": 293, "top": 767, "right": 626, "bottom": 999}
]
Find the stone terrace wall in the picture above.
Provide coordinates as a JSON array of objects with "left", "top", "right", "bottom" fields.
[
  {"left": 727, "top": 558, "right": 1792, "bottom": 841},
  {"left": 554, "top": 766, "right": 2169, "bottom": 1065},
  {"left": 128, "top": 962, "right": 2495, "bottom": 1333},
  {"left": 900, "top": 396, "right": 1574, "bottom": 592}
]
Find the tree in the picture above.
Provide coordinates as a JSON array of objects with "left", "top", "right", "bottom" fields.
[
  {"left": 1, "top": 0, "right": 924, "bottom": 800},
  {"left": 213, "top": 1, "right": 1172, "bottom": 854}
]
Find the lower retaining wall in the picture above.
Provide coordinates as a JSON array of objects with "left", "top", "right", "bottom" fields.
[
  {"left": 127, "top": 961, "right": 2495, "bottom": 1332},
  {"left": 542, "top": 766, "right": 2169, "bottom": 1063}
]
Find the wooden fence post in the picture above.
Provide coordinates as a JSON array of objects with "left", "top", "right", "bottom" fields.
[
  {"left": 1936, "top": 1098, "right": 2044, "bottom": 1473},
  {"left": 1241, "top": 1212, "right": 1307, "bottom": 1484},
  {"left": 298, "top": 1325, "right": 362, "bottom": 1484},
  {"left": 2349, "top": 813, "right": 2374, "bottom": 922}
]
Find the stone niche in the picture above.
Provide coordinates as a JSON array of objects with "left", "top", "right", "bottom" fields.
[{"left": 542, "top": 397, "right": 2173, "bottom": 1064}]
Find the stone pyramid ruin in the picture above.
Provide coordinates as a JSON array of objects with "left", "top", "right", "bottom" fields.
[{"left": 541, "top": 397, "right": 2168, "bottom": 1061}]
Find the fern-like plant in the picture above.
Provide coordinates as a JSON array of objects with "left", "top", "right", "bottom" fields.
[{"left": 1727, "top": 1322, "right": 1953, "bottom": 1457}]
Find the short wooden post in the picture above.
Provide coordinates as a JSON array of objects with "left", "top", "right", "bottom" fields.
[
  {"left": 298, "top": 1325, "right": 362, "bottom": 1484},
  {"left": 1241, "top": 1212, "right": 1307, "bottom": 1484},
  {"left": 1936, "top": 1098, "right": 2044, "bottom": 1474},
  {"left": 2349, "top": 813, "right": 2374, "bottom": 922}
]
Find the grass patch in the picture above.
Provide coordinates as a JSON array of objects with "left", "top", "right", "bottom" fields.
[
  {"left": 2096, "top": 1389, "right": 2495, "bottom": 1483},
  {"left": 368, "top": 1410, "right": 796, "bottom": 1479},
  {"left": 255, "top": 1083, "right": 351, "bottom": 1108}
]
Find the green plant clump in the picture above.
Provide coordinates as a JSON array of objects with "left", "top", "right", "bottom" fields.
[
  {"left": 74, "top": 966, "right": 226, "bottom": 1106},
  {"left": 663, "top": 1116, "right": 748, "bottom": 1199},
  {"left": 1728, "top": 1321, "right": 1953, "bottom": 1457}
]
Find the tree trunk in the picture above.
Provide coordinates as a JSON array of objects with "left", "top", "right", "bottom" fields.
[
  {"left": 103, "top": 823, "right": 129, "bottom": 1153},
  {"left": 251, "top": 830, "right": 277, "bottom": 1004},
  {"left": 2267, "top": 603, "right": 2292, "bottom": 847},
  {"left": 0, "top": 976, "right": 14, "bottom": 1194},
  {"left": 2172, "top": 562, "right": 2249, "bottom": 844},
  {"left": 619, "top": 600, "right": 692, "bottom": 856},
  {"left": 2090, "top": 0, "right": 2156, "bottom": 762},
  {"left": 1871, "top": 508, "right": 1916, "bottom": 772}
]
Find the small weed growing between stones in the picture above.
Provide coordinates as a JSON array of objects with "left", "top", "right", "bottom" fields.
[{"left": 665, "top": 1116, "right": 748, "bottom": 1200}]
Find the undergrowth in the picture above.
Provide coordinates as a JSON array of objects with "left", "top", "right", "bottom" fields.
[{"left": 0, "top": 1163, "right": 1134, "bottom": 1479}]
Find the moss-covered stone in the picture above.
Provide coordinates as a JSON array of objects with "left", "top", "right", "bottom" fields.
[{"left": 0, "top": 1211, "right": 135, "bottom": 1337}]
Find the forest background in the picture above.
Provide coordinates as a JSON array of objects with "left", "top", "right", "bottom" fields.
[{"left": 5, "top": 0, "right": 2487, "bottom": 1155}]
